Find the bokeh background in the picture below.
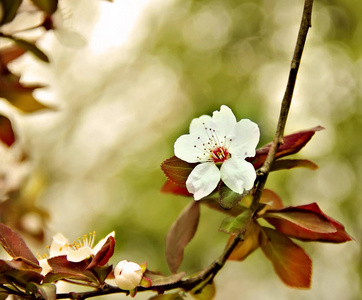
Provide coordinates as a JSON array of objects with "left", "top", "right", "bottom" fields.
[{"left": 1, "top": 0, "right": 361, "bottom": 299}]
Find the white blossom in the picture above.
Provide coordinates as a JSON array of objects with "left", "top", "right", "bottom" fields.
[
  {"left": 114, "top": 260, "right": 143, "bottom": 290},
  {"left": 41, "top": 231, "right": 114, "bottom": 271},
  {"left": 174, "top": 105, "right": 260, "bottom": 200}
]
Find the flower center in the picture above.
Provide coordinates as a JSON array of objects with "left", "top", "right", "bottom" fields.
[
  {"left": 69, "top": 232, "right": 96, "bottom": 251},
  {"left": 211, "top": 147, "right": 229, "bottom": 163},
  {"left": 194, "top": 123, "right": 233, "bottom": 163}
]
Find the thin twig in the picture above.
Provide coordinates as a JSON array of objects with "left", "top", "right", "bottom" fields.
[{"left": 251, "top": 0, "right": 314, "bottom": 210}]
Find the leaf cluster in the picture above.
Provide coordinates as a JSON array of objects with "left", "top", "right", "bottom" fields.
[{"left": 161, "top": 126, "right": 352, "bottom": 289}]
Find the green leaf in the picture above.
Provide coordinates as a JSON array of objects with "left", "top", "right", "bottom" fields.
[
  {"left": 260, "top": 227, "right": 312, "bottom": 288},
  {"left": 148, "top": 292, "right": 185, "bottom": 300},
  {"left": 190, "top": 281, "right": 215, "bottom": 300},
  {"left": 0, "top": 0, "right": 22, "bottom": 25},
  {"left": 271, "top": 159, "right": 318, "bottom": 171},
  {"left": 90, "top": 265, "right": 113, "bottom": 285},
  {"left": 139, "top": 276, "right": 152, "bottom": 288},
  {"left": 5, "top": 36, "right": 49, "bottom": 63},
  {"left": 218, "top": 185, "right": 246, "bottom": 210},
  {"left": 166, "top": 201, "right": 200, "bottom": 273},
  {"left": 139, "top": 262, "right": 147, "bottom": 273},
  {"left": 0, "top": 115, "right": 15, "bottom": 147},
  {"left": 219, "top": 209, "right": 252, "bottom": 234},
  {"left": 26, "top": 282, "right": 56, "bottom": 300},
  {"left": 30, "top": 0, "right": 58, "bottom": 14},
  {"left": 0, "top": 223, "right": 39, "bottom": 265},
  {"left": 161, "top": 156, "right": 196, "bottom": 188}
]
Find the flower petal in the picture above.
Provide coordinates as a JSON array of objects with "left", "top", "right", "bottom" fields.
[
  {"left": 189, "top": 115, "right": 214, "bottom": 135},
  {"left": 189, "top": 114, "right": 220, "bottom": 148},
  {"left": 174, "top": 134, "right": 210, "bottom": 163},
  {"left": 91, "top": 231, "right": 115, "bottom": 256},
  {"left": 212, "top": 105, "right": 237, "bottom": 138},
  {"left": 220, "top": 158, "right": 256, "bottom": 193},
  {"left": 39, "top": 258, "right": 52, "bottom": 276},
  {"left": 186, "top": 162, "right": 220, "bottom": 200},
  {"left": 229, "top": 119, "right": 260, "bottom": 158},
  {"left": 49, "top": 233, "right": 71, "bottom": 257},
  {"left": 67, "top": 247, "right": 92, "bottom": 262}
]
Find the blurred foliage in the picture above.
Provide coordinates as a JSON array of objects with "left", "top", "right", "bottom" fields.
[
  {"left": 105, "top": 0, "right": 361, "bottom": 298},
  {"left": 0, "top": 0, "right": 361, "bottom": 298}
]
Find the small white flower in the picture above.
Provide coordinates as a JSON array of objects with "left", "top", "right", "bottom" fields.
[
  {"left": 174, "top": 105, "right": 260, "bottom": 200},
  {"left": 48, "top": 231, "right": 115, "bottom": 262},
  {"left": 114, "top": 260, "right": 143, "bottom": 290}
]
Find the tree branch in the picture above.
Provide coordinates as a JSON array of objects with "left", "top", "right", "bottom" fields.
[
  {"left": 56, "top": 0, "right": 314, "bottom": 298},
  {"left": 251, "top": 0, "right": 314, "bottom": 211}
]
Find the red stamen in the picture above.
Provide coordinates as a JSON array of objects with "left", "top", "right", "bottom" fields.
[{"left": 211, "top": 147, "right": 229, "bottom": 163}]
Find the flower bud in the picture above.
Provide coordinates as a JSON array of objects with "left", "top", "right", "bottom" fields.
[{"left": 114, "top": 260, "right": 143, "bottom": 290}]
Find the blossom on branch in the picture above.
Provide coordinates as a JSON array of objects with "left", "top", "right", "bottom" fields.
[
  {"left": 114, "top": 260, "right": 144, "bottom": 290},
  {"left": 174, "top": 105, "right": 260, "bottom": 200},
  {"left": 39, "top": 231, "right": 115, "bottom": 274}
]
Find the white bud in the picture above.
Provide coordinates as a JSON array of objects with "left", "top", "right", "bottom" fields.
[{"left": 114, "top": 260, "right": 143, "bottom": 290}]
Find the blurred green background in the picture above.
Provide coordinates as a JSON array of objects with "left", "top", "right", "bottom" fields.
[{"left": 2, "top": 0, "right": 361, "bottom": 299}]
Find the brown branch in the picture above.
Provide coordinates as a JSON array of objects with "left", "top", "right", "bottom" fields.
[
  {"left": 251, "top": 0, "right": 314, "bottom": 211},
  {"left": 56, "top": 0, "right": 314, "bottom": 299}
]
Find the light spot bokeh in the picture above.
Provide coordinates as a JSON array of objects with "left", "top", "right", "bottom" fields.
[{"left": 2, "top": 0, "right": 361, "bottom": 299}]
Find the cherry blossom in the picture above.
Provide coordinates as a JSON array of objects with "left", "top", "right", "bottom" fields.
[
  {"left": 174, "top": 105, "right": 260, "bottom": 200},
  {"left": 39, "top": 231, "right": 114, "bottom": 275}
]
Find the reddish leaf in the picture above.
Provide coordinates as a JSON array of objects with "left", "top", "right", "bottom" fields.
[
  {"left": 0, "top": 223, "right": 39, "bottom": 265},
  {"left": 271, "top": 159, "right": 318, "bottom": 172},
  {"left": 0, "top": 115, "right": 16, "bottom": 147},
  {"left": 248, "top": 126, "right": 324, "bottom": 169},
  {"left": 228, "top": 220, "right": 261, "bottom": 261},
  {"left": 166, "top": 201, "right": 200, "bottom": 273},
  {"left": 3, "top": 36, "right": 49, "bottom": 63},
  {"left": 0, "top": 73, "right": 49, "bottom": 113},
  {"left": 87, "top": 236, "right": 115, "bottom": 269},
  {"left": 46, "top": 256, "right": 98, "bottom": 283},
  {"left": 143, "top": 270, "right": 185, "bottom": 287},
  {"left": 0, "top": 259, "right": 43, "bottom": 287},
  {"left": 161, "top": 156, "right": 196, "bottom": 188},
  {"left": 0, "top": 46, "right": 26, "bottom": 68},
  {"left": 263, "top": 203, "right": 353, "bottom": 243},
  {"left": 260, "top": 227, "right": 312, "bottom": 288},
  {"left": 161, "top": 179, "right": 192, "bottom": 197}
]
